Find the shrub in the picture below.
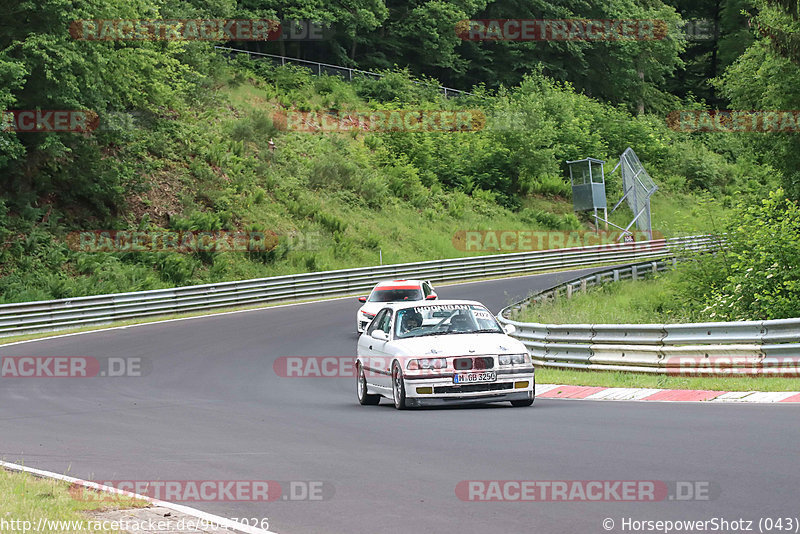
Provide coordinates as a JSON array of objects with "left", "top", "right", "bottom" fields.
[{"left": 673, "top": 189, "right": 800, "bottom": 321}]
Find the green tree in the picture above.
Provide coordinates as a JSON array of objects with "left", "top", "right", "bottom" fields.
[
  {"left": 1, "top": 0, "right": 200, "bottom": 215},
  {"left": 716, "top": 0, "right": 800, "bottom": 198}
]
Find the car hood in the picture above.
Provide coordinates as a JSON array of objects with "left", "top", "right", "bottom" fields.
[{"left": 391, "top": 333, "right": 527, "bottom": 357}]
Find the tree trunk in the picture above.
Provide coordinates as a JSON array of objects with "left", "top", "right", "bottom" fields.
[{"left": 637, "top": 61, "right": 645, "bottom": 115}]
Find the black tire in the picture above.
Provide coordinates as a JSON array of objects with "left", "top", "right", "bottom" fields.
[
  {"left": 357, "top": 363, "right": 380, "bottom": 405},
  {"left": 511, "top": 382, "right": 535, "bottom": 407},
  {"left": 391, "top": 361, "right": 407, "bottom": 410}
]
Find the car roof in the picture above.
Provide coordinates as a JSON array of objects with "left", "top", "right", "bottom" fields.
[
  {"left": 381, "top": 299, "right": 485, "bottom": 310},
  {"left": 372, "top": 279, "right": 426, "bottom": 289}
]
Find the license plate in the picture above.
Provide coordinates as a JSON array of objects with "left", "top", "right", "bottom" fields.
[{"left": 453, "top": 371, "right": 496, "bottom": 384}]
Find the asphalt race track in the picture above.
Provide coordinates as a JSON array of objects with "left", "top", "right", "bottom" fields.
[{"left": 1, "top": 268, "right": 798, "bottom": 534}]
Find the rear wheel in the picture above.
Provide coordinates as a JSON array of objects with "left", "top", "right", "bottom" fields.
[
  {"left": 391, "top": 361, "right": 407, "bottom": 410},
  {"left": 357, "top": 363, "right": 380, "bottom": 405}
]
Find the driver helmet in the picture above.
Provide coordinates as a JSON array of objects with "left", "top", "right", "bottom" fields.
[{"left": 401, "top": 309, "right": 423, "bottom": 332}]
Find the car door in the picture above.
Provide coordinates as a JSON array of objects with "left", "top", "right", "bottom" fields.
[
  {"left": 367, "top": 308, "right": 394, "bottom": 389},
  {"left": 357, "top": 308, "right": 391, "bottom": 388}
]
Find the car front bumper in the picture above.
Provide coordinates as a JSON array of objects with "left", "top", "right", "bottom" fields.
[
  {"left": 402, "top": 368, "right": 535, "bottom": 406},
  {"left": 405, "top": 390, "right": 533, "bottom": 407}
]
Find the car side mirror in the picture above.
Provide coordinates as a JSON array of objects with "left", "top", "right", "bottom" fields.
[
  {"left": 425, "top": 294, "right": 437, "bottom": 300},
  {"left": 503, "top": 324, "right": 517, "bottom": 335},
  {"left": 371, "top": 330, "right": 389, "bottom": 341},
  {"left": 358, "top": 296, "right": 367, "bottom": 303}
]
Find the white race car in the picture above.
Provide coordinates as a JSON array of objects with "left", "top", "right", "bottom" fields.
[
  {"left": 355, "top": 279, "right": 436, "bottom": 333},
  {"left": 355, "top": 300, "right": 534, "bottom": 409}
]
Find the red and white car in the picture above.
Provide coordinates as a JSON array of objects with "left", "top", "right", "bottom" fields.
[{"left": 356, "top": 279, "right": 437, "bottom": 333}]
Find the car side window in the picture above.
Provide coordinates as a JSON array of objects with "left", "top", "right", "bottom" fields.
[
  {"left": 422, "top": 282, "right": 432, "bottom": 297},
  {"left": 379, "top": 310, "right": 392, "bottom": 336},
  {"left": 368, "top": 309, "right": 392, "bottom": 337},
  {"left": 367, "top": 310, "right": 387, "bottom": 336}
]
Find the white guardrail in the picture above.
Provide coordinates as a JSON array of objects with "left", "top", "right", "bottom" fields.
[
  {"left": 497, "top": 253, "right": 800, "bottom": 375},
  {"left": 0, "top": 235, "right": 714, "bottom": 338}
]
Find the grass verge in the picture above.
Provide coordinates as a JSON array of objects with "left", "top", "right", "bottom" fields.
[
  {"left": 0, "top": 467, "right": 147, "bottom": 533},
  {"left": 537, "top": 367, "right": 800, "bottom": 392},
  {"left": 519, "top": 270, "right": 699, "bottom": 324},
  {"left": 524, "top": 273, "right": 800, "bottom": 392}
]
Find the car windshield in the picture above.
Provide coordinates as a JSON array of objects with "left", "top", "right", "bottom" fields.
[
  {"left": 394, "top": 304, "right": 503, "bottom": 339},
  {"left": 369, "top": 288, "right": 422, "bottom": 302}
]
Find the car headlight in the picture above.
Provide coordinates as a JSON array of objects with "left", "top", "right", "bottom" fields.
[
  {"left": 499, "top": 353, "right": 530, "bottom": 365},
  {"left": 407, "top": 358, "right": 447, "bottom": 370},
  {"left": 511, "top": 353, "right": 529, "bottom": 364},
  {"left": 360, "top": 310, "right": 376, "bottom": 318}
]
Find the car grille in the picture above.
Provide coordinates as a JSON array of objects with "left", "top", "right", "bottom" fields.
[
  {"left": 453, "top": 357, "right": 494, "bottom": 370},
  {"left": 433, "top": 382, "right": 512, "bottom": 394}
]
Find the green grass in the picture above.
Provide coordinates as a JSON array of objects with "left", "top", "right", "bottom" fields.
[
  {"left": 519, "top": 271, "right": 693, "bottom": 324},
  {"left": 605, "top": 190, "right": 727, "bottom": 239},
  {"left": 0, "top": 468, "right": 147, "bottom": 533},
  {"left": 0, "top": 63, "right": 736, "bottom": 304},
  {"left": 537, "top": 367, "right": 800, "bottom": 392},
  {"left": 521, "top": 271, "right": 800, "bottom": 392},
  {"left": 0, "top": 70, "right": 615, "bottom": 303}
]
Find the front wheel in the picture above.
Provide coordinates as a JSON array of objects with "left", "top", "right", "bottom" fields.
[
  {"left": 357, "top": 363, "right": 380, "bottom": 405},
  {"left": 391, "top": 361, "right": 407, "bottom": 410},
  {"left": 511, "top": 387, "right": 534, "bottom": 407}
]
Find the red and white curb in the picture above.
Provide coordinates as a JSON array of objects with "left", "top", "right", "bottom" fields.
[
  {"left": 536, "top": 384, "right": 800, "bottom": 403},
  {"left": 0, "top": 460, "right": 277, "bottom": 534}
]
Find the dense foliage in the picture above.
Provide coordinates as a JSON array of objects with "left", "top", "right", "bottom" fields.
[
  {"left": 530, "top": 191, "right": 800, "bottom": 323},
  {"left": 687, "top": 190, "right": 800, "bottom": 320},
  {"left": 0, "top": 0, "right": 796, "bottom": 318}
]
